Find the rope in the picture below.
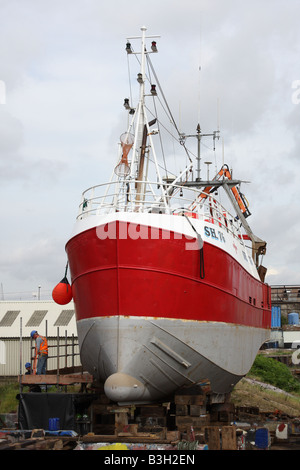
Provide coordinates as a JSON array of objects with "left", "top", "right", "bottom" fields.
[{"left": 184, "top": 215, "right": 205, "bottom": 279}]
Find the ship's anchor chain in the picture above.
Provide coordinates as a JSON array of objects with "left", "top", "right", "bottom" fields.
[{"left": 184, "top": 215, "right": 205, "bottom": 279}]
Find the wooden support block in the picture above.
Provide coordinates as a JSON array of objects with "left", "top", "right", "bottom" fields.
[
  {"left": 175, "top": 382, "right": 211, "bottom": 396},
  {"left": 174, "top": 395, "right": 189, "bottom": 405},
  {"left": 210, "top": 402, "right": 235, "bottom": 423},
  {"left": 190, "top": 395, "right": 205, "bottom": 405},
  {"left": 115, "top": 411, "right": 128, "bottom": 434},
  {"left": 128, "top": 423, "right": 138, "bottom": 435},
  {"left": 166, "top": 430, "right": 180, "bottom": 442},
  {"left": 207, "top": 426, "right": 221, "bottom": 450},
  {"left": 175, "top": 395, "right": 204, "bottom": 405},
  {"left": 190, "top": 405, "right": 206, "bottom": 416},
  {"left": 176, "top": 415, "right": 210, "bottom": 428},
  {"left": 116, "top": 423, "right": 138, "bottom": 437},
  {"left": 108, "top": 406, "right": 130, "bottom": 413},
  {"left": 221, "top": 426, "right": 237, "bottom": 450},
  {"left": 176, "top": 404, "right": 189, "bottom": 416},
  {"left": 139, "top": 406, "right": 166, "bottom": 417}
]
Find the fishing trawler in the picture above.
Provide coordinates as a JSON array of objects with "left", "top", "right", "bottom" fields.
[{"left": 63, "top": 27, "right": 271, "bottom": 404}]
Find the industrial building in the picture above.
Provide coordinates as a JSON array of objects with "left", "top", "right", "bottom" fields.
[
  {"left": 270, "top": 285, "right": 300, "bottom": 349},
  {"left": 271, "top": 285, "right": 300, "bottom": 318},
  {"left": 0, "top": 300, "right": 81, "bottom": 378}
]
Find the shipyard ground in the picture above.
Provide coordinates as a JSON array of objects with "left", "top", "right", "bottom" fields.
[{"left": 1, "top": 373, "right": 300, "bottom": 451}]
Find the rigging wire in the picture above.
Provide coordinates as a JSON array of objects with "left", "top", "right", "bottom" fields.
[
  {"left": 126, "top": 44, "right": 197, "bottom": 180},
  {"left": 144, "top": 102, "right": 198, "bottom": 173},
  {"left": 144, "top": 94, "right": 198, "bottom": 162},
  {"left": 145, "top": 55, "right": 168, "bottom": 177},
  {"left": 146, "top": 54, "right": 192, "bottom": 164}
]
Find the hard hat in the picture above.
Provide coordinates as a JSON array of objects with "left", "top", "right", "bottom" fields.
[
  {"left": 25, "top": 362, "right": 31, "bottom": 368},
  {"left": 30, "top": 330, "right": 37, "bottom": 338}
]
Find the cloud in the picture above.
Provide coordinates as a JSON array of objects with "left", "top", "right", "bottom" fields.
[
  {"left": 1, "top": 0, "right": 300, "bottom": 298},
  {"left": 0, "top": 108, "right": 23, "bottom": 153}
]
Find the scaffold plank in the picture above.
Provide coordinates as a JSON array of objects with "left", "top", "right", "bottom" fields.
[{"left": 19, "top": 373, "right": 93, "bottom": 385}]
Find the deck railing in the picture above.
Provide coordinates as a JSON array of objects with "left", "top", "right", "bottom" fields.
[{"left": 76, "top": 180, "right": 248, "bottom": 248}]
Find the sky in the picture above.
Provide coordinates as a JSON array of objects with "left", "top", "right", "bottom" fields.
[{"left": 0, "top": 0, "right": 300, "bottom": 300}]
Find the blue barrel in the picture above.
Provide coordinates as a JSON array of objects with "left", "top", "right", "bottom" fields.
[
  {"left": 255, "top": 428, "right": 269, "bottom": 449},
  {"left": 288, "top": 312, "right": 299, "bottom": 325},
  {"left": 48, "top": 417, "right": 60, "bottom": 431}
]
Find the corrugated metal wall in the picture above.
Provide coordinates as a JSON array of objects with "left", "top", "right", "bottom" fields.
[{"left": 0, "top": 337, "right": 81, "bottom": 376}]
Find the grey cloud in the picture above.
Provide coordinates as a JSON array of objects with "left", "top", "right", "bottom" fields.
[{"left": 1, "top": 0, "right": 300, "bottom": 297}]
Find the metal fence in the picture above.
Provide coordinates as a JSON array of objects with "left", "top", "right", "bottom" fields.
[{"left": 0, "top": 330, "right": 81, "bottom": 377}]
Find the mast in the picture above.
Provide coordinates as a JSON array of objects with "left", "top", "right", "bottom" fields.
[
  {"left": 124, "top": 26, "right": 168, "bottom": 211},
  {"left": 134, "top": 26, "right": 148, "bottom": 206},
  {"left": 181, "top": 124, "right": 220, "bottom": 181}
]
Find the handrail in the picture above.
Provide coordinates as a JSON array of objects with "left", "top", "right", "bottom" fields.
[{"left": 76, "top": 179, "right": 248, "bottom": 246}]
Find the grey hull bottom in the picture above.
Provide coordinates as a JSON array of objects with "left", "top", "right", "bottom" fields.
[{"left": 77, "top": 316, "right": 269, "bottom": 404}]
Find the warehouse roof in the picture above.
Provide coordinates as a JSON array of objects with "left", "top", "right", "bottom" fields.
[{"left": 0, "top": 300, "right": 77, "bottom": 338}]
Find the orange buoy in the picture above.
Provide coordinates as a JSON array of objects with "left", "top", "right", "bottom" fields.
[{"left": 52, "top": 277, "right": 73, "bottom": 305}]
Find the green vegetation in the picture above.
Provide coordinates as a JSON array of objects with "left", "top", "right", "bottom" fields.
[
  {"left": 0, "top": 382, "right": 20, "bottom": 414},
  {"left": 0, "top": 382, "right": 82, "bottom": 414},
  {"left": 231, "top": 378, "right": 300, "bottom": 417},
  {"left": 249, "top": 354, "right": 300, "bottom": 394}
]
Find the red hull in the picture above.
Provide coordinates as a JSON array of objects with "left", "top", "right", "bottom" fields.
[{"left": 66, "top": 221, "right": 271, "bottom": 329}]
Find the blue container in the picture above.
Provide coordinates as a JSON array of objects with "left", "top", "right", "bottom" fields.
[
  {"left": 48, "top": 417, "right": 60, "bottom": 431},
  {"left": 255, "top": 428, "right": 269, "bottom": 449},
  {"left": 288, "top": 312, "right": 299, "bottom": 325},
  {"left": 271, "top": 306, "right": 281, "bottom": 328}
]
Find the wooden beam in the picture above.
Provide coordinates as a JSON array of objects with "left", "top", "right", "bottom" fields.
[
  {"left": 222, "top": 426, "right": 237, "bottom": 450},
  {"left": 19, "top": 373, "right": 93, "bottom": 385}
]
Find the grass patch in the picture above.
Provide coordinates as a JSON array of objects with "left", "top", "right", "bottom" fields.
[
  {"left": 231, "top": 378, "right": 300, "bottom": 417},
  {"left": 249, "top": 355, "right": 300, "bottom": 394},
  {"left": 0, "top": 382, "right": 82, "bottom": 414},
  {"left": 231, "top": 355, "right": 300, "bottom": 416},
  {"left": 0, "top": 383, "right": 20, "bottom": 414}
]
